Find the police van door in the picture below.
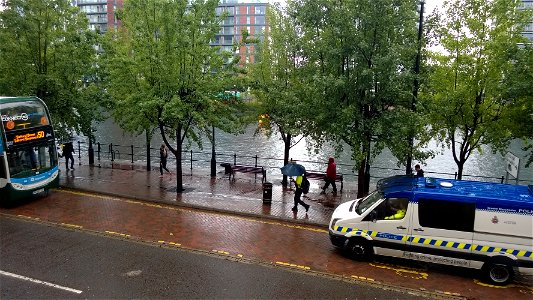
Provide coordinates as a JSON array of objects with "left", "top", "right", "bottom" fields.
[
  {"left": 365, "top": 197, "right": 411, "bottom": 257},
  {"left": 407, "top": 196, "right": 475, "bottom": 268}
]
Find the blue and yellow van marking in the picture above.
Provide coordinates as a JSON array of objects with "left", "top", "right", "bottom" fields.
[{"left": 333, "top": 226, "right": 533, "bottom": 258}]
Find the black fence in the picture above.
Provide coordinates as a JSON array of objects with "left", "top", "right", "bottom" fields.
[{"left": 69, "top": 140, "right": 532, "bottom": 186}]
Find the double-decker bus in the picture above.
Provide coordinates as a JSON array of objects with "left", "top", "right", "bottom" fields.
[{"left": 0, "top": 96, "right": 59, "bottom": 203}]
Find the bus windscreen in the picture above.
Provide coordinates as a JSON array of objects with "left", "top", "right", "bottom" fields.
[{"left": 1, "top": 100, "right": 50, "bottom": 132}]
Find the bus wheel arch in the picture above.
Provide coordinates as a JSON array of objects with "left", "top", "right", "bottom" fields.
[{"left": 344, "top": 237, "right": 373, "bottom": 260}]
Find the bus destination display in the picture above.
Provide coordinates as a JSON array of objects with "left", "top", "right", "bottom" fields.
[{"left": 4, "top": 126, "right": 54, "bottom": 148}]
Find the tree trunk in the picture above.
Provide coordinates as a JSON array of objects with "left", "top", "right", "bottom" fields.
[
  {"left": 282, "top": 132, "right": 291, "bottom": 187},
  {"left": 357, "top": 160, "right": 366, "bottom": 198},
  {"left": 175, "top": 126, "right": 184, "bottom": 192},
  {"left": 146, "top": 130, "right": 151, "bottom": 171},
  {"left": 457, "top": 161, "right": 464, "bottom": 180}
]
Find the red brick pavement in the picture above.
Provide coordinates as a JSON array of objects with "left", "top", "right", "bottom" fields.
[{"left": 59, "top": 163, "right": 357, "bottom": 228}]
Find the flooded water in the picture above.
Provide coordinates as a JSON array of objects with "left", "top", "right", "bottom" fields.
[{"left": 83, "top": 118, "right": 532, "bottom": 185}]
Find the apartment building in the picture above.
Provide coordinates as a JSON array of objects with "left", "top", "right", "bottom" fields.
[
  {"left": 215, "top": 0, "right": 268, "bottom": 64},
  {"left": 522, "top": 0, "right": 533, "bottom": 40},
  {"left": 72, "top": 0, "right": 268, "bottom": 63},
  {"left": 72, "top": 0, "right": 122, "bottom": 33}
]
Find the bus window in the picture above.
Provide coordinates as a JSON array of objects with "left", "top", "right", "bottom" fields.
[{"left": 7, "top": 142, "right": 57, "bottom": 178}]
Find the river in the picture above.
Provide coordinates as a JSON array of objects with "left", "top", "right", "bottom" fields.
[{"left": 84, "top": 118, "right": 532, "bottom": 185}]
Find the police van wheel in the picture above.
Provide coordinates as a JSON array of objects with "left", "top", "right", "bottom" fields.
[
  {"left": 483, "top": 263, "right": 514, "bottom": 285},
  {"left": 345, "top": 238, "right": 372, "bottom": 260}
]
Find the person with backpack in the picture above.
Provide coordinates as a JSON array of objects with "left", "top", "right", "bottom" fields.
[{"left": 292, "top": 173, "right": 310, "bottom": 213}]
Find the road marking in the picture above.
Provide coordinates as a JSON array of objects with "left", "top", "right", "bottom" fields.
[
  {"left": 0, "top": 270, "right": 82, "bottom": 294},
  {"left": 276, "top": 261, "right": 311, "bottom": 270},
  {"left": 369, "top": 262, "right": 428, "bottom": 280},
  {"left": 60, "top": 189, "right": 327, "bottom": 233},
  {"left": 351, "top": 275, "right": 375, "bottom": 281},
  {"left": 105, "top": 230, "right": 130, "bottom": 238},
  {"left": 61, "top": 223, "right": 83, "bottom": 229}
]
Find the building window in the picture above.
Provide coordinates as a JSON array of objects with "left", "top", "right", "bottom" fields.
[
  {"left": 418, "top": 199, "right": 475, "bottom": 232},
  {"left": 255, "top": 16, "right": 265, "bottom": 25},
  {"left": 246, "top": 16, "right": 251, "bottom": 24},
  {"left": 255, "top": 6, "right": 266, "bottom": 14}
]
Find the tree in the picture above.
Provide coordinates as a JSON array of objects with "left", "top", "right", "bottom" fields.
[
  {"left": 102, "top": 0, "right": 243, "bottom": 192},
  {"left": 425, "top": 0, "right": 532, "bottom": 179},
  {"left": 290, "top": 0, "right": 425, "bottom": 197},
  {"left": 249, "top": 4, "right": 310, "bottom": 187},
  {"left": 0, "top": 0, "right": 103, "bottom": 140},
  {"left": 501, "top": 45, "right": 533, "bottom": 167}
]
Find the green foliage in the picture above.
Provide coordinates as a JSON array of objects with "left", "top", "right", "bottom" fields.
[
  {"left": 500, "top": 45, "right": 533, "bottom": 166},
  {"left": 0, "top": 0, "right": 103, "bottom": 141},
  {"left": 101, "top": 0, "right": 245, "bottom": 191},
  {"left": 249, "top": 4, "right": 309, "bottom": 142},
  {"left": 287, "top": 0, "right": 425, "bottom": 195},
  {"left": 425, "top": 0, "right": 532, "bottom": 178}
]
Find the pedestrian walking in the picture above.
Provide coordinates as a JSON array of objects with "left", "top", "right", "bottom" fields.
[
  {"left": 414, "top": 164, "right": 424, "bottom": 177},
  {"left": 320, "top": 157, "right": 337, "bottom": 194},
  {"left": 292, "top": 174, "right": 310, "bottom": 213},
  {"left": 63, "top": 142, "right": 75, "bottom": 170},
  {"left": 159, "top": 144, "right": 170, "bottom": 177}
]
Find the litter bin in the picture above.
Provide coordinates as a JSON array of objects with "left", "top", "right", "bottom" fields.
[{"left": 262, "top": 182, "right": 272, "bottom": 203}]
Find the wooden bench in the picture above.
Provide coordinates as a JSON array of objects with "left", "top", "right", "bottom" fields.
[
  {"left": 227, "top": 164, "right": 266, "bottom": 182},
  {"left": 306, "top": 171, "right": 343, "bottom": 192}
]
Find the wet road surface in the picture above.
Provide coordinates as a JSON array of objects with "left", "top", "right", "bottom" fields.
[{"left": 1, "top": 189, "right": 532, "bottom": 299}]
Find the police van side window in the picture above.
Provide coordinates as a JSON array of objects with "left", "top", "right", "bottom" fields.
[{"left": 418, "top": 199, "right": 475, "bottom": 232}]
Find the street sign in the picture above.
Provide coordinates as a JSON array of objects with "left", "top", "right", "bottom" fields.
[{"left": 505, "top": 152, "right": 519, "bottom": 178}]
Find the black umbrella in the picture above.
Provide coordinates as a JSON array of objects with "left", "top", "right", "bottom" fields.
[{"left": 280, "top": 163, "right": 306, "bottom": 177}]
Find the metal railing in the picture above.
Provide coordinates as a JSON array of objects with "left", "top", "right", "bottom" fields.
[{"left": 72, "top": 140, "right": 533, "bottom": 185}]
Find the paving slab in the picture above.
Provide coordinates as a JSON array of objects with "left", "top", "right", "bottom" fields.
[{"left": 58, "top": 162, "right": 360, "bottom": 228}]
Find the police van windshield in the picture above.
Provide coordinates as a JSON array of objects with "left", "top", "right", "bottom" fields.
[{"left": 355, "top": 191, "right": 384, "bottom": 215}]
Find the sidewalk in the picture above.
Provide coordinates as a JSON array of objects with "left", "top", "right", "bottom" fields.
[{"left": 59, "top": 161, "right": 360, "bottom": 228}]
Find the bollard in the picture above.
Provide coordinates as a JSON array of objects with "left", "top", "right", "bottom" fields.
[
  {"left": 233, "top": 153, "right": 236, "bottom": 165},
  {"left": 131, "top": 145, "right": 134, "bottom": 164},
  {"left": 88, "top": 139, "right": 94, "bottom": 165},
  {"left": 77, "top": 141, "right": 81, "bottom": 165},
  {"left": 190, "top": 150, "right": 193, "bottom": 170},
  {"left": 97, "top": 142, "right": 101, "bottom": 168}
]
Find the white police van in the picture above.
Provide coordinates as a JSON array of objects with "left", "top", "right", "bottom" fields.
[{"left": 329, "top": 176, "right": 533, "bottom": 285}]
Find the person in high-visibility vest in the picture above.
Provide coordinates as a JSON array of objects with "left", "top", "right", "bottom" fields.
[
  {"left": 385, "top": 201, "right": 407, "bottom": 220},
  {"left": 292, "top": 174, "right": 310, "bottom": 213}
]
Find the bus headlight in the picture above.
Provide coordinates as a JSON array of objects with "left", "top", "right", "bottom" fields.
[{"left": 11, "top": 183, "right": 24, "bottom": 190}]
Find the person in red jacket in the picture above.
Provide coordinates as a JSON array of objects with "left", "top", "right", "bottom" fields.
[{"left": 321, "top": 157, "right": 337, "bottom": 195}]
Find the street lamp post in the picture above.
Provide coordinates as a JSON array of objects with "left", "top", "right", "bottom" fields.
[
  {"left": 406, "top": 0, "right": 425, "bottom": 175},
  {"left": 210, "top": 124, "right": 216, "bottom": 177}
]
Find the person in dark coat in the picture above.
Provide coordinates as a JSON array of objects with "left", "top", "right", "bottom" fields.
[
  {"left": 63, "top": 142, "right": 75, "bottom": 170},
  {"left": 321, "top": 157, "right": 337, "bottom": 194},
  {"left": 159, "top": 144, "right": 170, "bottom": 177},
  {"left": 415, "top": 164, "right": 424, "bottom": 177}
]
